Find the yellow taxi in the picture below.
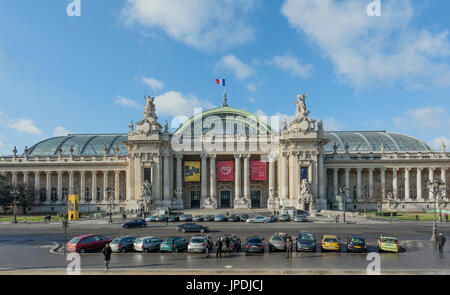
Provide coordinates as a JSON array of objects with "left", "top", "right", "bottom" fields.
[{"left": 321, "top": 235, "right": 341, "bottom": 252}]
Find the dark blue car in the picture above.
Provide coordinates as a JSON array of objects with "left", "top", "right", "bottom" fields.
[{"left": 122, "top": 219, "right": 147, "bottom": 228}]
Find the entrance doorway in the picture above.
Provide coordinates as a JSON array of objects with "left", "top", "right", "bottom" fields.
[
  {"left": 220, "top": 190, "right": 231, "bottom": 208},
  {"left": 190, "top": 191, "right": 200, "bottom": 208},
  {"left": 250, "top": 190, "right": 261, "bottom": 208}
]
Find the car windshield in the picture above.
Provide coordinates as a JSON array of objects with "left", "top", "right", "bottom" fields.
[
  {"left": 324, "top": 238, "right": 338, "bottom": 243},
  {"left": 162, "top": 238, "right": 174, "bottom": 243},
  {"left": 69, "top": 237, "right": 80, "bottom": 244},
  {"left": 135, "top": 239, "right": 142, "bottom": 244},
  {"left": 271, "top": 236, "right": 283, "bottom": 241},
  {"left": 248, "top": 238, "right": 262, "bottom": 243},
  {"left": 383, "top": 238, "right": 397, "bottom": 244},
  {"left": 299, "top": 233, "right": 313, "bottom": 240},
  {"left": 111, "top": 238, "right": 121, "bottom": 244},
  {"left": 351, "top": 237, "right": 364, "bottom": 243},
  {"left": 191, "top": 238, "right": 204, "bottom": 243}
]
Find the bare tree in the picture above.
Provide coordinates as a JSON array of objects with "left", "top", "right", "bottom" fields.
[
  {"left": 11, "top": 184, "right": 38, "bottom": 215},
  {"left": 372, "top": 181, "right": 384, "bottom": 215},
  {"left": 0, "top": 175, "right": 13, "bottom": 214}
]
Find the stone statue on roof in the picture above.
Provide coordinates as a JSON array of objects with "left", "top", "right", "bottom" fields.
[
  {"left": 294, "top": 93, "right": 309, "bottom": 117},
  {"left": 143, "top": 95, "right": 156, "bottom": 119}
]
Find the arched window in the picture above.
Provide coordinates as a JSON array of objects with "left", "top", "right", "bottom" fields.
[
  {"left": 411, "top": 185, "right": 417, "bottom": 199},
  {"left": 85, "top": 187, "right": 91, "bottom": 202},
  {"left": 96, "top": 187, "right": 101, "bottom": 201},
  {"left": 62, "top": 187, "right": 68, "bottom": 201},
  {"left": 39, "top": 188, "right": 46, "bottom": 202},
  {"left": 51, "top": 188, "right": 57, "bottom": 201},
  {"left": 399, "top": 184, "right": 405, "bottom": 199}
]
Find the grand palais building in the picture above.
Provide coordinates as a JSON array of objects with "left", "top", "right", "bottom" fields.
[{"left": 0, "top": 94, "right": 449, "bottom": 214}]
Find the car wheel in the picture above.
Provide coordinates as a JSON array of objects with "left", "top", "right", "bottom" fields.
[
  {"left": 181, "top": 229, "right": 186, "bottom": 233},
  {"left": 143, "top": 248, "right": 149, "bottom": 253},
  {"left": 79, "top": 248, "right": 86, "bottom": 254},
  {"left": 200, "top": 229, "right": 205, "bottom": 233},
  {"left": 120, "top": 248, "right": 126, "bottom": 253},
  {"left": 175, "top": 248, "right": 178, "bottom": 253}
]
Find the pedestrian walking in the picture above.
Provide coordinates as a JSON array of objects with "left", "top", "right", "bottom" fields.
[
  {"left": 445, "top": 213, "right": 449, "bottom": 223},
  {"left": 70, "top": 213, "right": 74, "bottom": 222},
  {"left": 286, "top": 237, "right": 293, "bottom": 259},
  {"left": 122, "top": 212, "right": 126, "bottom": 222},
  {"left": 216, "top": 238, "right": 223, "bottom": 258},
  {"left": 102, "top": 243, "right": 112, "bottom": 269},
  {"left": 415, "top": 215, "right": 419, "bottom": 222},
  {"left": 165, "top": 215, "right": 169, "bottom": 226},
  {"left": 436, "top": 233, "right": 446, "bottom": 254}
]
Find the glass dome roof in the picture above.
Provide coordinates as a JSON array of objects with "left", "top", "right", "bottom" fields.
[{"left": 28, "top": 134, "right": 128, "bottom": 157}]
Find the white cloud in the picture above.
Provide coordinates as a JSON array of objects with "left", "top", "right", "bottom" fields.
[
  {"left": 121, "top": 0, "right": 256, "bottom": 51},
  {"left": 53, "top": 126, "right": 71, "bottom": 137},
  {"left": 281, "top": 0, "right": 450, "bottom": 89},
  {"left": 393, "top": 106, "right": 450, "bottom": 131},
  {"left": 7, "top": 118, "right": 42, "bottom": 135},
  {"left": 114, "top": 96, "right": 140, "bottom": 108},
  {"left": 216, "top": 55, "right": 256, "bottom": 80},
  {"left": 323, "top": 117, "right": 345, "bottom": 131},
  {"left": 142, "top": 76, "right": 165, "bottom": 93},
  {"left": 155, "top": 91, "right": 216, "bottom": 117},
  {"left": 431, "top": 136, "right": 450, "bottom": 151},
  {"left": 270, "top": 54, "right": 313, "bottom": 78}
]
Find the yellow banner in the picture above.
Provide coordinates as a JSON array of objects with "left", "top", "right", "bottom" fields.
[
  {"left": 68, "top": 194, "right": 79, "bottom": 221},
  {"left": 184, "top": 161, "right": 201, "bottom": 182}
]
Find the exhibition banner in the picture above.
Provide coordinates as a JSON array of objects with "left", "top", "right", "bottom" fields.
[
  {"left": 250, "top": 161, "right": 267, "bottom": 181},
  {"left": 184, "top": 161, "right": 201, "bottom": 182},
  {"left": 68, "top": 194, "right": 79, "bottom": 221},
  {"left": 217, "top": 161, "right": 234, "bottom": 181}
]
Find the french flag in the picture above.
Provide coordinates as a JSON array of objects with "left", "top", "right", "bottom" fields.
[{"left": 216, "top": 78, "right": 226, "bottom": 86}]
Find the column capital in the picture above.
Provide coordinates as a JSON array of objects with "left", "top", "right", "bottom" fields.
[
  {"left": 368, "top": 168, "right": 374, "bottom": 172},
  {"left": 405, "top": 167, "right": 411, "bottom": 172},
  {"left": 282, "top": 151, "right": 290, "bottom": 157},
  {"left": 357, "top": 167, "right": 363, "bottom": 172},
  {"left": 80, "top": 170, "right": 86, "bottom": 175},
  {"left": 417, "top": 167, "right": 423, "bottom": 171},
  {"left": 380, "top": 167, "right": 386, "bottom": 172},
  {"left": 429, "top": 167, "right": 436, "bottom": 172},
  {"left": 345, "top": 168, "right": 351, "bottom": 173},
  {"left": 68, "top": 170, "right": 74, "bottom": 175},
  {"left": 174, "top": 153, "right": 183, "bottom": 160},
  {"left": 234, "top": 154, "right": 242, "bottom": 159},
  {"left": 333, "top": 167, "right": 339, "bottom": 172},
  {"left": 200, "top": 153, "right": 208, "bottom": 160},
  {"left": 45, "top": 170, "right": 51, "bottom": 175},
  {"left": 242, "top": 154, "right": 251, "bottom": 159},
  {"left": 442, "top": 167, "right": 448, "bottom": 172},
  {"left": 392, "top": 167, "right": 398, "bottom": 172},
  {"left": 208, "top": 154, "right": 217, "bottom": 159}
]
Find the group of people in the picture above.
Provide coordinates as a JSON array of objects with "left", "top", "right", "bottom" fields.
[{"left": 215, "top": 236, "right": 231, "bottom": 258}]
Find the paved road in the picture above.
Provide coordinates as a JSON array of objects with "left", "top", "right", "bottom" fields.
[{"left": 0, "top": 221, "right": 449, "bottom": 274}]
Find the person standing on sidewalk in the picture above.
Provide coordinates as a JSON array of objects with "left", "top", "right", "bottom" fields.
[
  {"left": 286, "top": 237, "right": 293, "bottom": 259},
  {"left": 122, "top": 212, "right": 126, "bottom": 222},
  {"left": 436, "top": 233, "right": 446, "bottom": 254},
  {"left": 216, "top": 238, "right": 223, "bottom": 258},
  {"left": 165, "top": 214, "right": 169, "bottom": 226},
  {"left": 102, "top": 243, "right": 112, "bottom": 270}
]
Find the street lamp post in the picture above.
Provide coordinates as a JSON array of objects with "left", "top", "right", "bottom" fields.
[
  {"left": 426, "top": 179, "right": 446, "bottom": 242},
  {"left": 269, "top": 188, "right": 278, "bottom": 216},
  {"left": 340, "top": 185, "right": 349, "bottom": 223},
  {"left": 364, "top": 187, "right": 369, "bottom": 219},
  {"left": 10, "top": 187, "right": 19, "bottom": 224},
  {"left": 106, "top": 188, "right": 114, "bottom": 224}
]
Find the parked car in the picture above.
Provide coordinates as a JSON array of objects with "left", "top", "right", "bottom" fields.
[
  {"left": 204, "top": 215, "right": 214, "bottom": 222},
  {"left": 268, "top": 232, "right": 289, "bottom": 252},
  {"left": 188, "top": 236, "right": 209, "bottom": 253},
  {"left": 269, "top": 215, "right": 277, "bottom": 222},
  {"left": 66, "top": 234, "right": 111, "bottom": 253},
  {"left": 133, "top": 236, "right": 161, "bottom": 253},
  {"left": 377, "top": 235, "right": 399, "bottom": 253},
  {"left": 214, "top": 214, "right": 228, "bottom": 222},
  {"left": 244, "top": 237, "right": 265, "bottom": 254},
  {"left": 240, "top": 214, "right": 249, "bottom": 222},
  {"left": 160, "top": 237, "right": 189, "bottom": 253},
  {"left": 294, "top": 214, "right": 308, "bottom": 222},
  {"left": 110, "top": 236, "right": 137, "bottom": 253},
  {"left": 168, "top": 215, "right": 179, "bottom": 222},
  {"left": 122, "top": 219, "right": 147, "bottom": 228},
  {"left": 145, "top": 216, "right": 157, "bottom": 222},
  {"left": 246, "top": 216, "right": 271, "bottom": 223},
  {"left": 279, "top": 214, "right": 291, "bottom": 222},
  {"left": 193, "top": 215, "right": 204, "bottom": 222},
  {"left": 296, "top": 232, "right": 316, "bottom": 252},
  {"left": 346, "top": 236, "right": 367, "bottom": 253},
  {"left": 177, "top": 223, "right": 209, "bottom": 233},
  {"left": 321, "top": 235, "right": 341, "bottom": 252},
  {"left": 179, "top": 214, "right": 193, "bottom": 222},
  {"left": 228, "top": 214, "right": 241, "bottom": 222},
  {"left": 219, "top": 235, "right": 241, "bottom": 252},
  {"left": 155, "top": 215, "right": 166, "bottom": 222}
]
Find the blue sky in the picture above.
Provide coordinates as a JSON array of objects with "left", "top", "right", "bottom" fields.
[{"left": 0, "top": 0, "right": 449, "bottom": 155}]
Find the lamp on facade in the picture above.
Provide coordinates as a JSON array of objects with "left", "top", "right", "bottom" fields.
[
  {"left": 340, "top": 185, "right": 350, "bottom": 223},
  {"left": 106, "top": 187, "right": 114, "bottom": 223},
  {"left": 426, "top": 179, "right": 446, "bottom": 241}
]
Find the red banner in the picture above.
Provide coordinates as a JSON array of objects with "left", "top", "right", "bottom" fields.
[
  {"left": 217, "top": 161, "right": 234, "bottom": 181},
  {"left": 251, "top": 161, "right": 267, "bottom": 181}
]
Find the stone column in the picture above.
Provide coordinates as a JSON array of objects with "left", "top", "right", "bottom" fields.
[
  {"left": 115, "top": 170, "right": 120, "bottom": 201},
  {"left": 80, "top": 171, "right": 86, "bottom": 203},
  {"left": 46, "top": 171, "right": 51, "bottom": 203},
  {"left": 429, "top": 168, "right": 435, "bottom": 200},
  {"left": 57, "top": 171, "right": 62, "bottom": 203},
  {"left": 289, "top": 152, "right": 295, "bottom": 200},
  {"left": 381, "top": 168, "right": 386, "bottom": 200},
  {"left": 209, "top": 154, "right": 216, "bottom": 202},
  {"left": 405, "top": 168, "right": 410, "bottom": 201},
  {"left": 318, "top": 153, "right": 325, "bottom": 199},
  {"left": 392, "top": 168, "right": 398, "bottom": 200},
  {"left": 333, "top": 168, "right": 339, "bottom": 197},
  {"left": 369, "top": 168, "right": 374, "bottom": 200},
  {"left": 34, "top": 171, "right": 40, "bottom": 204},
  {"left": 441, "top": 168, "right": 447, "bottom": 199},
  {"left": 234, "top": 154, "right": 242, "bottom": 201},
  {"left": 200, "top": 154, "right": 208, "bottom": 200},
  {"left": 281, "top": 152, "right": 288, "bottom": 200},
  {"left": 176, "top": 154, "right": 183, "bottom": 204},
  {"left": 163, "top": 154, "right": 170, "bottom": 200},
  {"left": 269, "top": 156, "right": 276, "bottom": 197},
  {"left": 126, "top": 155, "right": 133, "bottom": 201},
  {"left": 69, "top": 171, "right": 74, "bottom": 195},
  {"left": 345, "top": 168, "right": 350, "bottom": 200},
  {"left": 357, "top": 168, "right": 362, "bottom": 202},
  {"left": 103, "top": 171, "right": 108, "bottom": 202},
  {"left": 23, "top": 172, "right": 29, "bottom": 187},
  {"left": 417, "top": 168, "right": 423, "bottom": 201},
  {"left": 92, "top": 171, "right": 97, "bottom": 202},
  {"left": 12, "top": 171, "right": 17, "bottom": 186},
  {"left": 243, "top": 154, "right": 250, "bottom": 201}
]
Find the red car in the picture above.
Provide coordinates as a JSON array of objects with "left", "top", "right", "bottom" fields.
[{"left": 67, "top": 234, "right": 111, "bottom": 253}]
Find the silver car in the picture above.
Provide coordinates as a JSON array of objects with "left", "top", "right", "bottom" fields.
[
  {"left": 110, "top": 236, "right": 137, "bottom": 253},
  {"left": 134, "top": 236, "right": 161, "bottom": 253},
  {"left": 188, "top": 236, "right": 209, "bottom": 253},
  {"left": 268, "top": 232, "right": 289, "bottom": 252}
]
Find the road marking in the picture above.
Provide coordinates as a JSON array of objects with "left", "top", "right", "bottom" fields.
[{"left": 225, "top": 265, "right": 233, "bottom": 269}]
